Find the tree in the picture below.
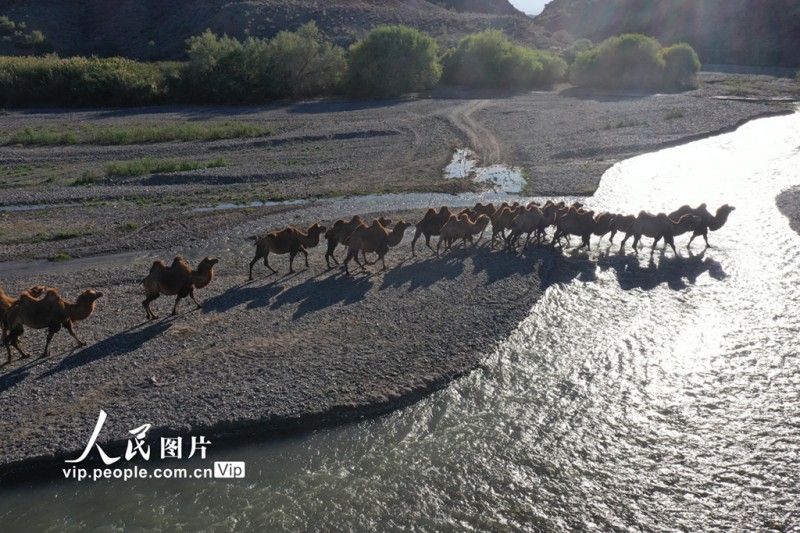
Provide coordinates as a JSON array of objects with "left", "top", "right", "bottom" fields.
[{"left": 345, "top": 25, "right": 441, "bottom": 97}]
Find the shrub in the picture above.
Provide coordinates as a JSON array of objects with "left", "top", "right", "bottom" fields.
[
  {"left": 442, "top": 30, "right": 566, "bottom": 89},
  {"left": 265, "top": 21, "right": 346, "bottom": 98},
  {"left": 570, "top": 34, "right": 665, "bottom": 90},
  {"left": 660, "top": 43, "right": 700, "bottom": 89},
  {"left": 345, "top": 25, "right": 441, "bottom": 97},
  {"left": 561, "top": 38, "right": 593, "bottom": 65},
  {"left": 0, "top": 55, "right": 178, "bottom": 107},
  {"left": 182, "top": 22, "right": 346, "bottom": 102}
]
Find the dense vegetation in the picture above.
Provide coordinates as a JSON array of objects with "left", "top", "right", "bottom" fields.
[
  {"left": 345, "top": 26, "right": 441, "bottom": 97},
  {"left": 537, "top": 0, "right": 800, "bottom": 68},
  {"left": 441, "top": 30, "right": 567, "bottom": 89},
  {"left": 570, "top": 34, "right": 699, "bottom": 90}
]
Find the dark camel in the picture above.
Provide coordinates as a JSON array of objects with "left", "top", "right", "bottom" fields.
[
  {"left": 249, "top": 223, "right": 326, "bottom": 278},
  {"left": 668, "top": 203, "right": 736, "bottom": 248},
  {"left": 143, "top": 256, "right": 219, "bottom": 319},
  {"left": 345, "top": 220, "right": 412, "bottom": 274}
]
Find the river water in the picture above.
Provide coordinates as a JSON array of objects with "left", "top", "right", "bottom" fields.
[{"left": 1, "top": 112, "right": 799, "bottom": 531}]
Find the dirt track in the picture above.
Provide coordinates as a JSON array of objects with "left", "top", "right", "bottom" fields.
[{"left": 0, "top": 70, "right": 798, "bottom": 480}]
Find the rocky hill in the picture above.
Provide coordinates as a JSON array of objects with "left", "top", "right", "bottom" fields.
[
  {"left": 536, "top": 0, "right": 800, "bottom": 67},
  {"left": 0, "top": 0, "right": 536, "bottom": 60}
]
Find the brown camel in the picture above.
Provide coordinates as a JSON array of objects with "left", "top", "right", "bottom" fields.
[
  {"left": 437, "top": 214, "right": 491, "bottom": 254},
  {"left": 506, "top": 201, "right": 559, "bottom": 250},
  {"left": 668, "top": 203, "right": 736, "bottom": 248},
  {"left": 345, "top": 220, "right": 412, "bottom": 274},
  {"left": 620, "top": 212, "right": 701, "bottom": 255},
  {"left": 607, "top": 214, "right": 635, "bottom": 243},
  {"left": 411, "top": 206, "right": 453, "bottom": 256},
  {"left": 3, "top": 288, "right": 103, "bottom": 362},
  {"left": 552, "top": 210, "right": 615, "bottom": 251},
  {"left": 473, "top": 202, "right": 496, "bottom": 218},
  {"left": 250, "top": 223, "right": 326, "bottom": 278},
  {"left": 324, "top": 216, "right": 391, "bottom": 268},
  {"left": 1, "top": 285, "right": 46, "bottom": 337},
  {"left": 143, "top": 256, "right": 219, "bottom": 319},
  {"left": 490, "top": 204, "right": 522, "bottom": 248}
]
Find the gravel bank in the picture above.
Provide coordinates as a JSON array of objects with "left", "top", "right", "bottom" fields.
[{"left": 0, "top": 70, "right": 798, "bottom": 481}]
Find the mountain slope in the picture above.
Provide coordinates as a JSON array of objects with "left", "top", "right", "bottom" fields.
[
  {"left": 0, "top": 0, "right": 535, "bottom": 60},
  {"left": 536, "top": 0, "right": 800, "bottom": 67}
]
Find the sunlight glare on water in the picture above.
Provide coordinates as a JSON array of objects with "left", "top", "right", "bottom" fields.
[{"left": 1, "top": 112, "right": 800, "bottom": 531}]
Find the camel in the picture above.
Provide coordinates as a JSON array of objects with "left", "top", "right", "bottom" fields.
[
  {"left": 411, "top": 206, "right": 453, "bottom": 256},
  {"left": 3, "top": 288, "right": 103, "bottom": 362},
  {"left": 437, "top": 214, "right": 491, "bottom": 254},
  {"left": 620, "top": 212, "right": 701, "bottom": 255},
  {"left": 473, "top": 202, "right": 496, "bottom": 218},
  {"left": 668, "top": 203, "right": 736, "bottom": 248},
  {"left": 1, "top": 285, "right": 46, "bottom": 337},
  {"left": 552, "top": 210, "right": 615, "bottom": 251},
  {"left": 143, "top": 256, "right": 219, "bottom": 319},
  {"left": 607, "top": 214, "right": 635, "bottom": 243},
  {"left": 506, "top": 201, "right": 559, "bottom": 250},
  {"left": 324, "top": 216, "right": 391, "bottom": 268},
  {"left": 490, "top": 204, "right": 522, "bottom": 248},
  {"left": 249, "top": 223, "right": 326, "bottom": 278},
  {"left": 344, "top": 220, "right": 412, "bottom": 274}
]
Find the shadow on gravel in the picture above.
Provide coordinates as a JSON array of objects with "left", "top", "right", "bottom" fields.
[
  {"left": 287, "top": 99, "right": 408, "bottom": 114},
  {"left": 35, "top": 321, "right": 173, "bottom": 380},
  {"left": 202, "top": 281, "right": 283, "bottom": 313},
  {"left": 597, "top": 249, "right": 726, "bottom": 291},
  {"left": 379, "top": 255, "right": 464, "bottom": 291},
  {"left": 270, "top": 272, "right": 373, "bottom": 319},
  {"left": 0, "top": 356, "right": 52, "bottom": 393}
]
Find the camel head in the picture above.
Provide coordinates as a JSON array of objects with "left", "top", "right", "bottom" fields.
[
  {"left": 197, "top": 257, "right": 220, "bottom": 272},
  {"left": 307, "top": 223, "right": 327, "bottom": 237},
  {"left": 718, "top": 204, "right": 736, "bottom": 215},
  {"left": 76, "top": 289, "right": 104, "bottom": 306}
]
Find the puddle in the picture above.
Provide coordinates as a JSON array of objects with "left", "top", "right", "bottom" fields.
[
  {"left": 0, "top": 203, "right": 78, "bottom": 213},
  {"left": 193, "top": 199, "right": 308, "bottom": 212},
  {"left": 444, "top": 148, "right": 527, "bottom": 193}
]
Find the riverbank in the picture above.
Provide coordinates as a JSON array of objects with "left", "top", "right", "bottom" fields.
[{"left": 0, "top": 70, "right": 798, "bottom": 482}]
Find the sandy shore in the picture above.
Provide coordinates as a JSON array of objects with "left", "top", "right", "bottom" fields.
[{"left": 0, "top": 70, "right": 798, "bottom": 481}]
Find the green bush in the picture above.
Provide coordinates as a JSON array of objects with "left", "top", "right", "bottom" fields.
[
  {"left": 561, "top": 38, "right": 593, "bottom": 65},
  {"left": 265, "top": 22, "right": 346, "bottom": 98},
  {"left": 345, "top": 25, "right": 441, "bottom": 97},
  {"left": 0, "top": 55, "right": 179, "bottom": 107},
  {"left": 441, "top": 30, "right": 567, "bottom": 89},
  {"left": 660, "top": 43, "right": 700, "bottom": 89},
  {"left": 570, "top": 34, "right": 666, "bottom": 90},
  {"left": 182, "top": 22, "right": 346, "bottom": 102}
]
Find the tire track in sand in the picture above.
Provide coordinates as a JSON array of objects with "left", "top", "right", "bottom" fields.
[{"left": 447, "top": 100, "right": 503, "bottom": 166}]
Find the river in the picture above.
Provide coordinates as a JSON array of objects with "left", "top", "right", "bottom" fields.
[{"left": 1, "top": 111, "right": 798, "bottom": 531}]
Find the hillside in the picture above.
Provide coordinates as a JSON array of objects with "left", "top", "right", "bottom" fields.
[
  {"left": 0, "top": 0, "right": 537, "bottom": 60},
  {"left": 536, "top": 0, "right": 800, "bottom": 67}
]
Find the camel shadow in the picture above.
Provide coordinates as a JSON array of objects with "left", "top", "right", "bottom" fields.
[
  {"left": 270, "top": 271, "right": 374, "bottom": 319},
  {"left": 540, "top": 249, "right": 599, "bottom": 288},
  {"left": 35, "top": 320, "right": 172, "bottom": 380},
  {"left": 471, "top": 245, "right": 557, "bottom": 285},
  {"left": 598, "top": 250, "right": 726, "bottom": 291},
  {"left": 202, "top": 280, "right": 283, "bottom": 313},
  {"left": 0, "top": 355, "right": 54, "bottom": 393},
  {"left": 379, "top": 255, "right": 464, "bottom": 291}
]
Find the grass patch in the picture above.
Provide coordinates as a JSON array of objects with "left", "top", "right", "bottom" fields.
[
  {"left": 49, "top": 252, "right": 71, "bottom": 262},
  {"left": 71, "top": 170, "right": 102, "bottom": 186},
  {"left": 106, "top": 157, "right": 228, "bottom": 177},
  {"left": 665, "top": 109, "right": 685, "bottom": 120},
  {"left": 9, "top": 121, "right": 272, "bottom": 146},
  {"left": 604, "top": 118, "right": 648, "bottom": 129},
  {"left": 120, "top": 222, "right": 141, "bottom": 231}
]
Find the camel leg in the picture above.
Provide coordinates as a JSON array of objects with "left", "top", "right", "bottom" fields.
[
  {"left": 619, "top": 233, "right": 630, "bottom": 251},
  {"left": 380, "top": 254, "right": 387, "bottom": 270},
  {"left": 425, "top": 234, "right": 436, "bottom": 255},
  {"left": 43, "top": 325, "right": 61, "bottom": 357},
  {"left": 264, "top": 252, "right": 278, "bottom": 274},
  {"left": 248, "top": 254, "right": 260, "bottom": 280},
  {"left": 64, "top": 320, "right": 87, "bottom": 347},
  {"left": 344, "top": 250, "right": 358, "bottom": 275},
  {"left": 172, "top": 295, "right": 184, "bottom": 316},
  {"left": 143, "top": 294, "right": 159, "bottom": 320},
  {"left": 666, "top": 236, "right": 677, "bottom": 256},
  {"left": 6, "top": 328, "right": 30, "bottom": 360},
  {"left": 436, "top": 237, "right": 443, "bottom": 256},
  {"left": 301, "top": 247, "right": 309, "bottom": 268},
  {"left": 411, "top": 228, "right": 421, "bottom": 257},
  {"left": 325, "top": 240, "right": 339, "bottom": 268},
  {"left": 609, "top": 230, "right": 616, "bottom": 243},
  {"left": 702, "top": 232, "right": 711, "bottom": 248},
  {"left": 189, "top": 288, "right": 203, "bottom": 309}
]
